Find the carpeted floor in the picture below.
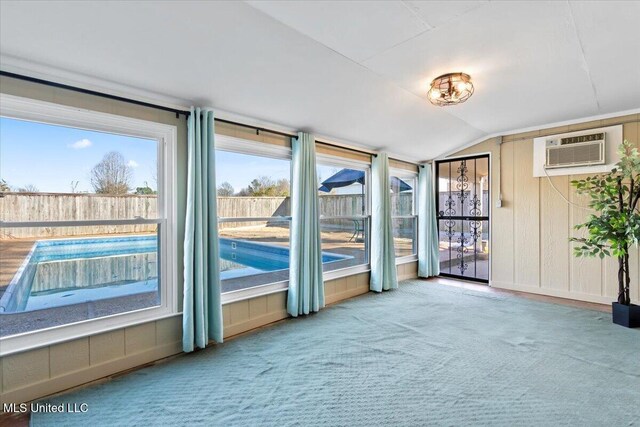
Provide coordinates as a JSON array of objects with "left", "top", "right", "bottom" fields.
[{"left": 31, "top": 280, "right": 640, "bottom": 426}]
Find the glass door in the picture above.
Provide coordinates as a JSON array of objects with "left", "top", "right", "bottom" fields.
[{"left": 436, "top": 155, "right": 490, "bottom": 283}]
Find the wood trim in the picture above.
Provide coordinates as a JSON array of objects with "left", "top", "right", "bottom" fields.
[
  {"left": 389, "top": 158, "right": 419, "bottom": 173},
  {"left": 316, "top": 142, "right": 372, "bottom": 163},
  {"left": 491, "top": 280, "right": 614, "bottom": 305}
]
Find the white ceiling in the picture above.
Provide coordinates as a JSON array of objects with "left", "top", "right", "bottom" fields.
[{"left": 0, "top": 1, "right": 638, "bottom": 160}]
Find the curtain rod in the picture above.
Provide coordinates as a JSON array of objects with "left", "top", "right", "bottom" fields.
[
  {"left": 0, "top": 70, "right": 191, "bottom": 118},
  {"left": 2, "top": 70, "right": 388, "bottom": 160},
  {"left": 315, "top": 139, "right": 377, "bottom": 158}
]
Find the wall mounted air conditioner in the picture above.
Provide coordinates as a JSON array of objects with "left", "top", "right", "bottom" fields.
[
  {"left": 533, "top": 125, "right": 623, "bottom": 177},
  {"left": 545, "top": 132, "right": 605, "bottom": 169}
]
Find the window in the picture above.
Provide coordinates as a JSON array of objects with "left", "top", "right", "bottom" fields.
[
  {"left": 317, "top": 158, "right": 370, "bottom": 272},
  {"left": 0, "top": 95, "right": 176, "bottom": 355},
  {"left": 215, "top": 136, "right": 292, "bottom": 294},
  {"left": 390, "top": 170, "right": 418, "bottom": 258}
]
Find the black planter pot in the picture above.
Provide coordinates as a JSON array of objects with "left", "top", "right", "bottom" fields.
[{"left": 612, "top": 302, "right": 640, "bottom": 328}]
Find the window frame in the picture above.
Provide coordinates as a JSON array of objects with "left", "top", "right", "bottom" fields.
[
  {"left": 389, "top": 168, "right": 419, "bottom": 263},
  {"left": 0, "top": 94, "right": 178, "bottom": 356},
  {"left": 214, "top": 134, "right": 293, "bottom": 300},
  {"left": 316, "top": 153, "right": 372, "bottom": 279}
]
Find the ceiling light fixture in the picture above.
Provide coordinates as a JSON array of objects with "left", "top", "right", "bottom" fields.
[{"left": 428, "top": 72, "right": 474, "bottom": 106}]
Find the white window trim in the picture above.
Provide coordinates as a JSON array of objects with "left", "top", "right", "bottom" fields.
[
  {"left": 318, "top": 157, "right": 372, "bottom": 274},
  {"left": 0, "top": 94, "right": 178, "bottom": 356},
  {"left": 221, "top": 280, "right": 289, "bottom": 305},
  {"left": 213, "top": 133, "right": 293, "bottom": 298},
  {"left": 390, "top": 168, "right": 418, "bottom": 258}
]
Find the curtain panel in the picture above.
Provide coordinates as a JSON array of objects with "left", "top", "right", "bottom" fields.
[
  {"left": 183, "top": 107, "right": 223, "bottom": 352},
  {"left": 418, "top": 163, "right": 440, "bottom": 278},
  {"left": 288, "top": 132, "right": 324, "bottom": 316},
  {"left": 370, "top": 153, "right": 398, "bottom": 292}
]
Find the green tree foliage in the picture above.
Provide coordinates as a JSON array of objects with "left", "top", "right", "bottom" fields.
[
  {"left": 135, "top": 186, "right": 157, "bottom": 195},
  {"left": 571, "top": 140, "right": 640, "bottom": 305},
  {"left": 237, "top": 176, "right": 289, "bottom": 197},
  {"left": 0, "top": 179, "right": 10, "bottom": 192}
]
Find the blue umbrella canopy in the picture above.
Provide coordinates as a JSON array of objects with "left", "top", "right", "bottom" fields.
[{"left": 318, "top": 169, "right": 412, "bottom": 192}]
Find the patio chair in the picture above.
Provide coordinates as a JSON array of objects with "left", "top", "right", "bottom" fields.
[{"left": 349, "top": 219, "right": 364, "bottom": 243}]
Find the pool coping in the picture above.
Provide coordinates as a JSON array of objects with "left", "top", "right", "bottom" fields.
[
  {"left": 0, "top": 240, "right": 38, "bottom": 313},
  {"left": 0, "top": 235, "right": 355, "bottom": 314},
  {"left": 0, "top": 234, "right": 156, "bottom": 314}
]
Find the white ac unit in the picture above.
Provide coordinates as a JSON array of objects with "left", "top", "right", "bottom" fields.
[
  {"left": 533, "top": 125, "right": 622, "bottom": 178},
  {"left": 545, "top": 132, "right": 605, "bottom": 169}
]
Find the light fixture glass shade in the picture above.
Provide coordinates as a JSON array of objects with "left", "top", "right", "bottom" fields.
[{"left": 428, "top": 73, "right": 474, "bottom": 106}]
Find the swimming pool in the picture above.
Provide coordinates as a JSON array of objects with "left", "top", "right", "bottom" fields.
[{"left": 0, "top": 235, "right": 351, "bottom": 313}]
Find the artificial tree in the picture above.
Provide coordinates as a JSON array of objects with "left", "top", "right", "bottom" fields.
[{"left": 571, "top": 140, "right": 640, "bottom": 307}]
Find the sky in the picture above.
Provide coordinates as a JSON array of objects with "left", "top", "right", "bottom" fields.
[
  {"left": 215, "top": 150, "right": 290, "bottom": 193},
  {"left": 0, "top": 116, "right": 405, "bottom": 195},
  {"left": 0, "top": 117, "right": 157, "bottom": 193}
]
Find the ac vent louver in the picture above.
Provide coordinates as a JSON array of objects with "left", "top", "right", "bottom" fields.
[{"left": 545, "top": 132, "right": 605, "bottom": 169}]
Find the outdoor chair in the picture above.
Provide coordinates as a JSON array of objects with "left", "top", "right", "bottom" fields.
[{"left": 349, "top": 219, "right": 364, "bottom": 243}]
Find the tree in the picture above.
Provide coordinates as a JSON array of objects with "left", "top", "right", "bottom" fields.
[
  {"left": 90, "top": 151, "right": 132, "bottom": 194},
  {"left": 238, "top": 176, "right": 289, "bottom": 197},
  {"left": 571, "top": 140, "right": 640, "bottom": 305},
  {"left": 217, "top": 182, "right": 235, "bottom": 196},
  {"left": 17, "top": 184, "right": 39, "bottom": 193},
  {"left": 0, "top": 179, "right": 10, "bottom": 192},
  {"left": 135, "top": 181, "right": 157, "bottom": 195}
]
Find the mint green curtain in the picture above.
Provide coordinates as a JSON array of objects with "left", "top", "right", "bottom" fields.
[
  {"left": 183, "top": 107, "right": 223, "bottom": 352},
  {"left": 370, "top": 153, "right": 398, "bottom": 292},
  {"left": 418, "top": 163, "right": 440, "bottom": 277},
  {"left": 288, "top": 132, "right": 324, "bottom": 316}
]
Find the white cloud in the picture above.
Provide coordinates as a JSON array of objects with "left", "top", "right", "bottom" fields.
[
  {"left": 127, "top": 160, "right": 139, "bottom": 168},
  {"left": 68, "top": 138, "right": 92, "bottom": 149}
]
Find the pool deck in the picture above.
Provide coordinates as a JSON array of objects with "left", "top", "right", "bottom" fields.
[
  {"left": 0, "top": 226, "right": 414, "bottom": 294},
  {"left": 0, "top": 238, "right": 35, "bottom": 298}
]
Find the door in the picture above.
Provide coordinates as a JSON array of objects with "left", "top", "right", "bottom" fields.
[{"left": 436, "top": 155, "right": 490, "bottom": 283}]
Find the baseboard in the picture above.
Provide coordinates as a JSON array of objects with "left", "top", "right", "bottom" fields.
[
  {"left": 0, "top": 341, "right": 183, "bottom": 404},
  {"left": 491, "top": 281, "right": 614, "bottom": 305}
]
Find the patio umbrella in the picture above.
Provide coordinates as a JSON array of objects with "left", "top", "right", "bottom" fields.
[
  {"left": 318, "top": 169, "right": 412, "bottom": 193},
  {"left": 318, "top": 168, "right": 412, "bottom": 214}
]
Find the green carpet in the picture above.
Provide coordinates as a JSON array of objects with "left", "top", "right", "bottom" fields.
[{"left": 31, "top": 280, "right": 639, "bottom": 426}]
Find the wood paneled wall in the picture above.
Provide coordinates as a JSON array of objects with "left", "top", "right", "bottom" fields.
[{"left": 452, "top": 114, "right": 640, "bottom": 304}]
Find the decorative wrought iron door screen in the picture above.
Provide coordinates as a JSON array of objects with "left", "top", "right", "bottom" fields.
[{"left": 436, "top": 155, "right": 490, "bottom": 283}]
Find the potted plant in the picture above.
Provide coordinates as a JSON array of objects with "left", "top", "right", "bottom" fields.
[{"left": 571, "top": 139, "right": 640, "bottom": 328}]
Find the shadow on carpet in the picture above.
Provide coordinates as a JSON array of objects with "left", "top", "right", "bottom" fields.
[{"left": 31, "top": 280, "right": 640, "bottom": 426}]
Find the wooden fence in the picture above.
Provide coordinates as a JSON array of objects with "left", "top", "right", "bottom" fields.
[
  {"left": 0, "top": 193, "right": 158, "bottom": 239},
  {"left": 0, "top": 193, "right": 414, "bottom": 238}
]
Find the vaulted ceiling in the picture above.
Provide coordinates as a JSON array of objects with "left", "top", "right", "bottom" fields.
[{"left": 1, "top": 1, "right": 638, "bottom": 160}]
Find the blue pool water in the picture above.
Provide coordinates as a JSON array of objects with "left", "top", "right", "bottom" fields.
[{"left": 0, "top": 236, "right": 351, "bottom": 313}]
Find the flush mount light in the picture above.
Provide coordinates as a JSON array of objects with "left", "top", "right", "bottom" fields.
[{"left": 428, "top": 72, "right": 474, "bottom": 106}]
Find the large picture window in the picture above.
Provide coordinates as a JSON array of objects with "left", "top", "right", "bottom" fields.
[
  {"left": 317, "top": 158, "right": 370, "bottom": 272},
  {"left": 215, "top": 137, "right": 292, "bottom": 294},
  {"left": 390, "top": 170, "right": 418, "bottom": 258},
  {"left": 0, "top": 95, "right": 176, "bottom": 355}
]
